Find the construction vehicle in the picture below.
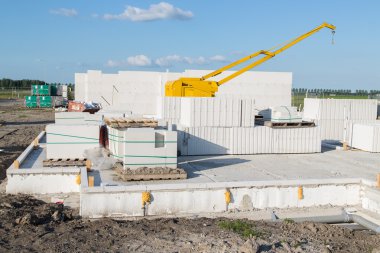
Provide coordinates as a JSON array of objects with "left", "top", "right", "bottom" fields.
[{"left": 165, "top": 22, "right": 336, "bottom": 97}]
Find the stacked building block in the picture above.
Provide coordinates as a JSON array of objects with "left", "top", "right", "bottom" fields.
[
  {"left": 259, "top": 106, "right": 302, "bottom": 123},
  {"left": 46, "top": 124, "right": 101, "bottom": 159},
  {"left": 303, "top": 98, "right": 378, "bottom": 141},
  {"left": 350, "top": 122, "right": 380, "bottom": 152},
  {"left": 178, "top": 126, "right": 321, "bottom": 156},
  {"left": 108, "top": 127, "right": 177, "bottom": 169},
  {"left": 26, "top": 84, "right": 67, "bottom": 108}
]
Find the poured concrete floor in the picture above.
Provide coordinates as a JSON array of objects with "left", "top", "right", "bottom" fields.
[
  {"left": 97, "top": 146, "right": 380, "bottom": 187},
  {"left": 14, "top": 135, "right": 380, "bottom": 187}
]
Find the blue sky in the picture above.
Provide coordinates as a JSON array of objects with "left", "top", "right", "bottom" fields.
[{"left": 0, "top": 0, "right": 379, "bottom": 89}]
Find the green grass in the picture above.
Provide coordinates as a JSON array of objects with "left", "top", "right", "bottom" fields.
[
  {"left": 292, "top": 94, "right": 370, "bottom": 109},
  {"left": 218, "top": 220, "right": 262, "bottom": 238},
  {"left": 0, "top": 90, "right": 30, "bottom": 99},
  {"left": 283, "top": 218, "right": 295, "bottom": 224}
]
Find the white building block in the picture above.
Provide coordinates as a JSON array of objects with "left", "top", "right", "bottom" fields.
[
  {"left": 123, "top": 128, "right": 177, "bottom": 169},
  {"left": 303, "top": 98, "right": 378, "bottom": 141},
  {"left": 75, "top": 70, "right": 292, "bottom": 117},
  {"left": 107, "top": 127, "right": 178, "bottom": 169},
  {"left": 46, "top": 124, "right": 100, "bottom": 159},
  {"left": 179, "top": 97, "right": 255, "bottom": 128},
  {"left": 179, "top": 126, "right": 321, "bottom": 156},
  {"left": 351, "top": 123, "right": 380, "bottom": 152},
  {"left": 260, "top": 106, "right": 302, "bottom": 123},
  {"left": 55, "top": 112, "right": 87, "bottom": 125},
  {"left": 183, "top": 70, "right": 292, "bottom": 109}
]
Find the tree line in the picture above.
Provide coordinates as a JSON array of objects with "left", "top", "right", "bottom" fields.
[
  {"left": 0, "top": 78, "right": 74, "bottom": 89},
  {"left": 292, "top": 88, "right": 380, "bottom": 95}
]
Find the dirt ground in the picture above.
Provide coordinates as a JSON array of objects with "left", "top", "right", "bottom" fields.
[
  {"left": 0, "top": 99, "right": 54, "bottom": 180},
  {"left": 0, "top": 194, "right": 379, "bottom": 253},
  {"left": 0, "top": 99, "right": 380, "bottom": 253}
]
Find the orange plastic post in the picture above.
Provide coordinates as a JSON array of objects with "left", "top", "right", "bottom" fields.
[
  {"left": 13, "top": 160, "right": 20, "bottom": 169},
  {"left": 298, "top": 186, "right": 303, "bottom": 200},
  {"left": 86, "top": 160, "right": 92, "bottom": 172},
  {"left": 75, "top": 175, "right": 81, "bottom": 185},
  {"left": 33, "top": 138, "right": 39, "bottom": 149},
  {"left": 88, "top": 176, "right": 94, "bottom": 187}
]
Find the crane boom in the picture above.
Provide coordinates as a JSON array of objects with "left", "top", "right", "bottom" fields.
[{"left": 165, "top": 22, "right": 336, "bottom": 97}]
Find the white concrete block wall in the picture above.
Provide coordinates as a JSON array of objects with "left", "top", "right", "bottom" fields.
[
  {"left": 183, "top": 70, "right": 292, "bottom": 109},
  {"left": 108, "top": 127, "right": 125, "bottom": 160},
  {"left": 80, "top": 182, "right": 360, "bottom": 218},
  {"left": 179, "top": 126, "right": 321, "bottom": 156},
  {"left": 179, "top": 127, "right": 231, "bottom": 155},
  {"left": 178, "top": 97, "right": 256, "bottom": 128},
  {"left": 351, "top": 123, "right": 380, "bottom": 152},
  {"left": 260, "top": 106, "right": 302, "bottom": 123},
  {"left": 241, "top": 99, "right": 257, "bottom": 127},
  {"left": 75, "top": 70, "right": 292, "bottom": 117},
  {"left": 84, "top": 113, "right": 103, "bottom": 124},
  {"left": 6, "top": 172, "right": 80, "bottom": 194},
  {"left": 303, "top": 98, "right": 378, "bottom": 141},
  {"left": 303, "top": 98, "right": 378, "bottom": 121},
  {"left": 55, "top": 112, "right": 87, "bottom": 125},
  {"left": 157, "top": 96, "right": 182, "bottom": 123},
  {"left": 271, "top": 127, "right": 321, "bottom": 153},
  {"left": 123, "top": 128, "right": 177, "bottom": 169},
  {"left": 107, "top": 127, "right": 178, "bottom": 169},
  {"left": 46, "top": 124, "right": 100, "bottom": 159},
  {"left": 180, "top": 97, "right": 241, "bottom": 127}
]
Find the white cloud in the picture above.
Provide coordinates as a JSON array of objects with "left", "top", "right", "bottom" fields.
[
  {"left": 103, "top": 2, "right": 193, "bottom": 22},
  {"left": 126, "top": 55, "right": 152, "bottom": 66},
  {"left": 107, "top": 54, "right": 227, "bottom": 68},
  {"left": 106, "top": 55, "right": 152, "bottom": 67},
  {"left": 50, "top": 8, "right": 78, "bottom": 17},
  {"left": 210, "top": 55, "right": 227, "bottom": 62},
  {"left": 156, "top": 55, "right": 226, "bottom": 67},
  {"left": 155, "top": 55, "right": 182, "bottom": 67},
  {"left": 106, "top": 60, "right": 122, "bottom": 67}
]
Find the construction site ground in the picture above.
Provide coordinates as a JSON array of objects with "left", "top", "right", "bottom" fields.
[{"left": 1, "top": 99, "right": 380, "bottom": 253}]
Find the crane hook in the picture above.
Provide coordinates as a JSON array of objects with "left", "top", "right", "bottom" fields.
[{"left": 331, "top": 30, "right": 335, "bottom": 45}]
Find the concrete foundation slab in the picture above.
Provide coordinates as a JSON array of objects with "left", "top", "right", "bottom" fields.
[
  {"left": 6, "top": 134, "right": 81, "bottom": 194},
  {"left": 7, "top": 132, "right": 380, "bottom": 218}
]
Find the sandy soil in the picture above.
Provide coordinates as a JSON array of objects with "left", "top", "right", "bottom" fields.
[
  {"left": 0, "top": 99, "right": 54, "bottom": 180},
  {"left": 1, "top": 99, "right": 380, "bottom": 253}
]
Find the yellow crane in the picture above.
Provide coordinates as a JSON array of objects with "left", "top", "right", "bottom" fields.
[{"left": 165, "top": 22, "right": 336, "bottom": 97}]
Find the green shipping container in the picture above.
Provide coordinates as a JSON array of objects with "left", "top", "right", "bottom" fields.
[
  {"left": 50, "top": 85, "right": 58, "bottom": 96},
  {"left": 25, "top": 96, "right": 37, "bottom": 108},
  {"left": 39, "top": 96, "right": 52, "bottom": 107},
  {"left": 38, "top": 84, "right": 51, "bottom": 96},
  {"left": 31, "top": 85, "right": 39, "bottom": 95}
]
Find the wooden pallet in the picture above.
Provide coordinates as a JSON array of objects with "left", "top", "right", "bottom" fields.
[
  {"left": 105, "top": 117, "right": 158, "bottom": 129},
  {"left": 115, "top": 165, "right": 187, "bottom": 181},
  {"left": 255, "top": 120, "right": 315, "bottom": 128},
  {"left": 43, "top": 158, "right": 87, "bottom": 167}
]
